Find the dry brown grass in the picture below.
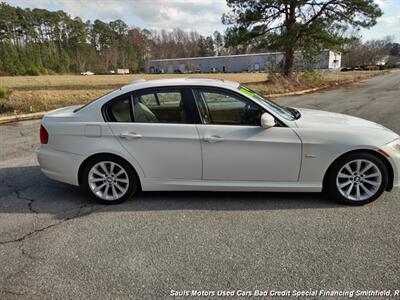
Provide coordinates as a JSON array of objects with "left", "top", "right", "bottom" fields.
[
  {"left": 247, "top": 70, "right": 386, "bottom": 96},
  {"left": 0, "top": 73, "right": 268, "bottom": 90},
  {"left": 321, "top": 70, "right": 386, "bottom": 83},
  {"left": 0, "top": 89, "right": 110, "bottom": 114},
  {"left": 0, "top": 70, "right": 387, "bottom": 116}
]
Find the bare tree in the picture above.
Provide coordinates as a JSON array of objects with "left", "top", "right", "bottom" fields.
[{"left": 343, "top": 36, "right": 393, "bottom": 67}]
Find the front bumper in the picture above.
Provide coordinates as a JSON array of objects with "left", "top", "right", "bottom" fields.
[
  {"left": 380, "top": 140, "right": 400, "bottom": 188},
  {"left": 37, "top": 145, "right": 84, "bottom": 186}
]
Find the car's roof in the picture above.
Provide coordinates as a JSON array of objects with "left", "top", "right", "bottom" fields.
[
  {"left": 76, "top": 77, "right": 242, "bottom": 116},
  {"left": 120, "top": 77, "right": 240, "bottom": 92}
]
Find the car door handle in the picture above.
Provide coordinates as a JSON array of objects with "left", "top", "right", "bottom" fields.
[
  {"left": 203, "top": 135, "right": 224, "bottom": 143},
  {"left": 120, "top": 132, "right": 142, "bottom": 140}
]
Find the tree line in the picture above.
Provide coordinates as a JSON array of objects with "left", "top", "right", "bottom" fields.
[
  {"left": 342, "top": 36, "right": 400, "bottom": 67},
  {"left": 0, "top": 2, "right": 231, "bottom": 75},
  {"left": 1, "top": 1, "right": 399, "bottom": 76}
]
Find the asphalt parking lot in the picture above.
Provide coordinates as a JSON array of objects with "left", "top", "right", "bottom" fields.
[{"left": 1, "top": 71, "right": 400, "bottom": 299}]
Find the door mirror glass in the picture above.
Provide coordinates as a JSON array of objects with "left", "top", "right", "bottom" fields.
[{"left": 260, "top": 113, "right": 276, "bottom": 129}]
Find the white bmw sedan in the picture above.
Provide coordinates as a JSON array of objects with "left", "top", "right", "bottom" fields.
[{"left": 37, "top": 78, "right": 400, "bottom": 205}]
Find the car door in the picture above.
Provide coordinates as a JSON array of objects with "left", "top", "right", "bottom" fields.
[
  {"left": 106, "top": 87, "right": 202, "bottom": 180},
  {"left": 193, "top": 87, "right": 302, "bottom": 182}
]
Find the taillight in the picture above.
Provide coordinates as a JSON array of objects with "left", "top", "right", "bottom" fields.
[{"left": 40, "top": 125, "right": 48, "bottom": 144}]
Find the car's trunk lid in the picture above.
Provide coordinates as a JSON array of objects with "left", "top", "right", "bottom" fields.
[{"left": 44, "top": 105, "right": 82, "bottom": 117}]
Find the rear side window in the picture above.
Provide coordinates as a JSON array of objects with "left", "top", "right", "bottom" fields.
[
  {"left": 106, "top": 95, "right": 133, "bottom": 122},
  {"left": 103, "top": 88, "right": 193, "bottom": 123},
  {"left": 157, "top": 92, "right": 181, "bottom": 106},
  {"left": 132, "top": 91, "right": 188, "bottom": 123}
]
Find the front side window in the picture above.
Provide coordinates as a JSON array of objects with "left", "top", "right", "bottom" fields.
[
  {"left": 193, "top": 89, "right": 263, "bottom": 126},
  {"left": 132, "top": 90, "right": 187, "bottom": 123}
]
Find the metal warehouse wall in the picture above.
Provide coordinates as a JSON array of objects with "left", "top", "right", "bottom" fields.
[{"left": 145, "top": 50, "right": 341, "bottom": 73}]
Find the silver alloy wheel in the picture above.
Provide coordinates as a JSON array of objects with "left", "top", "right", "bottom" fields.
[
  {"left": 336, "top": 159, "right": 382, "bottom": 201},
  {"left": 88, "top": 161, "right": 129, "bottom": 201}
]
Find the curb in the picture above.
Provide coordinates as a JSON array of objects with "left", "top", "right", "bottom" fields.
[
  {"left": 0, "top": 112, "right": 46, "bottom": 124},
  {"left": 267, "top": 86, "right": 326, "bottom": 98}
]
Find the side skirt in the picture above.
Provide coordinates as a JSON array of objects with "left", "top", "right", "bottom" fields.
[{"left": 140, "top": 178, "right": 322, "bottom": 192}]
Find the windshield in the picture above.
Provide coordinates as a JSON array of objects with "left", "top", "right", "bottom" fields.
[{"left": 238, "top": 85, "right": 295, "bottom": 121}]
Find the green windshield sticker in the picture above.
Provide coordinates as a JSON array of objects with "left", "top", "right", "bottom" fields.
[{"left": 239, "top": 86, "right": 256, "bottom": 97}]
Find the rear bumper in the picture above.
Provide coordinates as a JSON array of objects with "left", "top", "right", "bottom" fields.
[{"left": 37, "top": 146, "right": 84, "bottom": 186}]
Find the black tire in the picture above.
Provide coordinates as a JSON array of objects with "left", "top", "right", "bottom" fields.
[
  {"left": 82, "top": 155, "right": 139, "bottom": 204},
  {"left": 324, "top": 152, "right": 388, "bottom": 205}
]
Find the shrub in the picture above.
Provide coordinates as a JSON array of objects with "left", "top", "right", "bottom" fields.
[
  {"left": 46, "top": 69, "right": 56, "bottom": 75},
  {"left": 303, "top": 69, "right": 322, "bottom": 86},
  {"left": 0, "top": 88, "right": 13, "bottom": 114},
  {"left": 0, "top": 87, "right": 12, "bottom": 99},
  {"left": 25, "top": 66, "right": 40, "bottom": 76},
  {"left": 54, "top": 63, "right": 66, "bottom": 74},
  {"left": 38, "top": 66, "right": 49, "bottom": 75}
]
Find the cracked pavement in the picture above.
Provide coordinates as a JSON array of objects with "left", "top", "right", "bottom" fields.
[{"left": 0, "top": 71, "right": 400, "bottom": 299}]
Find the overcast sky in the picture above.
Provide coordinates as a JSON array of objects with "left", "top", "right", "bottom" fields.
[{"left": 5, "top": 0, "right": 400, "bottom": 42}]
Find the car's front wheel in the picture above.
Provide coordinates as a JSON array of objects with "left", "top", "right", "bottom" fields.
[
  {"left": 325, "top": 152, "right": 388, "bottom": 205},
  {"left": 82, "top": 155, "right": 139, "bottom": 204}
]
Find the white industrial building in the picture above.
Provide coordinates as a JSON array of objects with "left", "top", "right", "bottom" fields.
[{"left": 145, "top": 50, "right": 341, "bottom": 73}]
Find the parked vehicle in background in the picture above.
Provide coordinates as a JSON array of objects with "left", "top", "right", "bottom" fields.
[
  {"left": 116, "top": 69, "right": 130, "bottom": 74},
  {"left": 341, "top": 67, "right": 353, "bottom": 72},
  {"left": 37, "top": 78, "right": 400, "bottom": 205},
  {"left": 80, "top": 71, "right": 94, "bottom": 76},
  {"left": 341, "top": 65, "right": 382, "bottom": 72}
]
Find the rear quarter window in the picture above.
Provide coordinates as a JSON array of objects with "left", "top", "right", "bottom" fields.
[{"left": 106, "top": 95, "right": 133, "bottom": 122}]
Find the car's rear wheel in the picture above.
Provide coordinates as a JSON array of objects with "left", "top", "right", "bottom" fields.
[
  {"left": 325, "top": 152, "right": 388, "bottom": 205},
  {"left": 82, "top": 155, "right": 139, "bottom": 204}
]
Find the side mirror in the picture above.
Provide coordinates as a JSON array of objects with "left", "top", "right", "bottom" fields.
[{"left": 260, "top": 113, "right": 276, "bottom": 129}]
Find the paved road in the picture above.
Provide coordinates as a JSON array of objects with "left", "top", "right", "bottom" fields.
[{"left": 1, "top": 71, "right": 399, "bottom": 299}]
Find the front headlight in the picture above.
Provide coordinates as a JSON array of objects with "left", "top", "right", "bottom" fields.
[{"left": 386, "top": 139, "right": 400, "bottom": 152}]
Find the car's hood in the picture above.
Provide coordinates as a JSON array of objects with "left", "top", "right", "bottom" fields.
[
  {"left": 292, "top": 107, "right": 399, "bottom": 147},
  {"left": 294, "top": 108, "right": 387, "bottom": 130}
]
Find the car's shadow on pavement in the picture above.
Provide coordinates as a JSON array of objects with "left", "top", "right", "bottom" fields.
[{"left": 0, "top": 165, "right": 343, "bottom": 219}]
